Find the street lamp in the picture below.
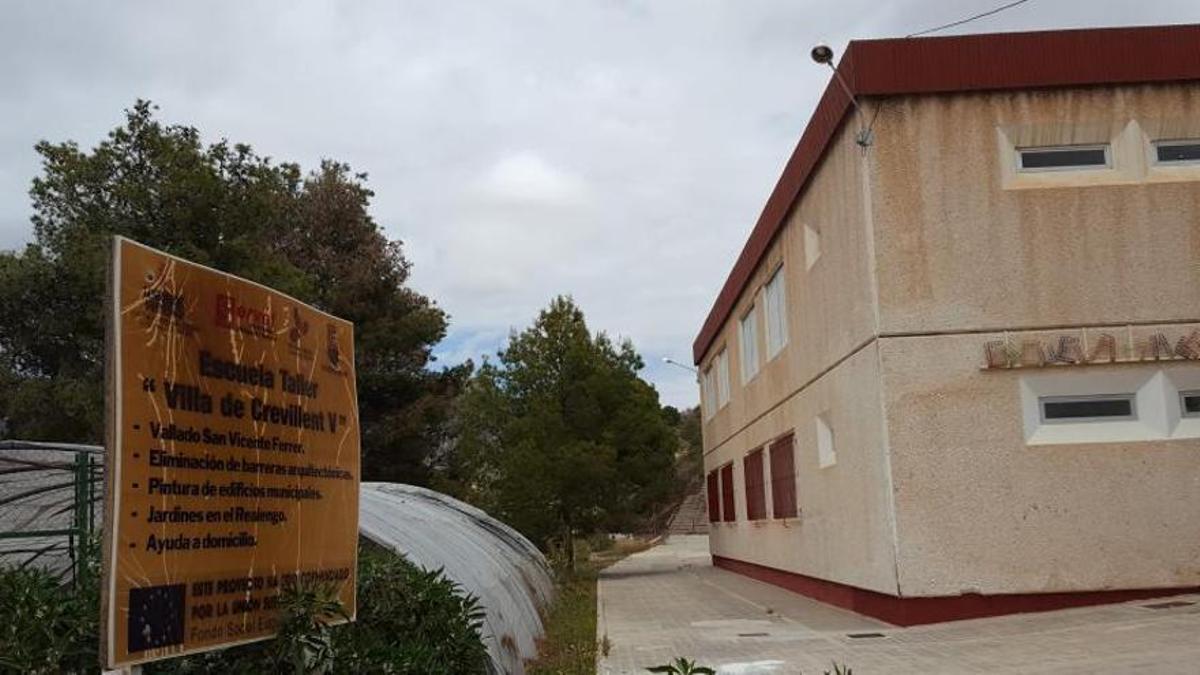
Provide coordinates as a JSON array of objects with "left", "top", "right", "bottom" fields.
[
  {"left": 662, "top": 357, "right": 698, "bottom": 375},
  {"left": 811, "top": 42, "right": 873, "bottom": 148}
]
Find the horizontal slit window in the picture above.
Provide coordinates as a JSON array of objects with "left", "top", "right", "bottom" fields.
[
  {"left": 1155, "top": 140, "right": 1200, "bottom": 164},
  {"left": 1182, "top": 391, "right": 1200, "bottom": 418},
  {"left": 1018, "top": 145, "right": 1109, "bottom": 171},
  {"left": 1040, "top": 394, "right": 1135, "bottom": 423}
]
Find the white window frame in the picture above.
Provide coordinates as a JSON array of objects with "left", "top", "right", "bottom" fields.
[
  {"left": 716, "top": 349, "right": 730, "bottom": 409},
  {"left": 1038, "top": 393, "right": 1137, "bottom": 424},
  {"left": 1181, "top": 390, "right": 1200, "bottom": 418},
  {"left": 739, "top": 307, "right": 759, "bottom": 384},
  {"left": 1016, "top": 144, "right": 1111, "bottom": 173},
  {"left": 1153, "top": 139, "right": 1200, "bottom": 166},
  {"left": 1020, "top": 369, "right": 1170, "bottom": 445},
  {"left": 764, "top": 266, "right": 788, "bottom": 359}
]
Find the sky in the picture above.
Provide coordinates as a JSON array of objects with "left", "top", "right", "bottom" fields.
[{"left": 1, "top": 1, "right": 1197, "bottom": 408}]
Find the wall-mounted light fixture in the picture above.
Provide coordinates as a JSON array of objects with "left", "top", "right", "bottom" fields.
[{"left": 810, "top": 43, "right": 874, "bottom": 149}]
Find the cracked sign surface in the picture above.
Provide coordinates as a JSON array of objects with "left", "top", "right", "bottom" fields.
[{"left": 102, "top": 237, "right": 359, "bottom": 669}]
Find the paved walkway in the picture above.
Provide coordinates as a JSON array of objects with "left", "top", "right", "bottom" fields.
[{"left": 597, "top": 535, "right": 1200, "bottom": 674}]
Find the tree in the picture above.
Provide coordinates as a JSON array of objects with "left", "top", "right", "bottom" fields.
[
  {"left": 442, "top": 296, "right": 677, "bottom": 568},
  {"left": 0, "top": 101, "right": 460, "bottom": 483},
  {"left": 677, "top": 406, "right": 702, "bottom": 456},
  {"left": 672, "top": 406, "right": 704, "bottom": 494}
]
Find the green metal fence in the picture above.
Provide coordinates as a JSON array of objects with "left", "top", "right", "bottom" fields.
[{"left": 0, "top": 440, "right": 103, "bottom": 582}]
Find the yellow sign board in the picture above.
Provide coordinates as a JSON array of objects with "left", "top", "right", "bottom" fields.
[{"left": 102, "top": 237, "right": 360, "bottom": 669}]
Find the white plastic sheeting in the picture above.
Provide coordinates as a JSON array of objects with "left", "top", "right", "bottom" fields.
[
  {"left": 0, "top": 441, "right": 103, "bottom": 576},
  {"left": 0, "top": 445, "right": 554, "bottom": 674},
  {"left": 359, "top": 482, "right": 554, "bottom": 675}
]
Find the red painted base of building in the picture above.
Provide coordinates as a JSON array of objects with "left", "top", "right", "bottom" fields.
[{"left": 712, "top": 555, "right": 1200, "bottom": 627}]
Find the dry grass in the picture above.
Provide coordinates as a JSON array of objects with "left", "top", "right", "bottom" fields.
[
  {"left": 525, "top": 536, "right": 656, "bottom": 675},
  {"left": 591, "top": 537, "right": 655, "bottom": 569}
]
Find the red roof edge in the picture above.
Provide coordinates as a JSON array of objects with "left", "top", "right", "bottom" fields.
[
  {"left": 692, "top": 23, "right": 1200, "bottom": 364},
  {"left": 690, "top": 67, "right": 852, "bottom": 364}
]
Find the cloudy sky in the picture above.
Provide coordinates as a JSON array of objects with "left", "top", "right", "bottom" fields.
[{"left": 1, "top": 1, "right": 1196, "bottom": 407}]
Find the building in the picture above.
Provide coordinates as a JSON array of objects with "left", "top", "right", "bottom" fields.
[{"left": 693, "top": 24, "right": 1200, "bottom": 626}]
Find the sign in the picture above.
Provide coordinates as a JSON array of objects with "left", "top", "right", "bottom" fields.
[
  {"left": 982, "top": 326, "right": 1200, "bottom": 369},
  {"left": 102, "top": 237, "right": 360, "bottom": 669}
]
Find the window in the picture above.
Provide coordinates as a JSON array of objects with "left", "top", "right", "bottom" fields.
[
  {"left": 1181, "top": 391, "right": 1200, "bottom": 418},
  {"left": 701, "top": 353, "right": 731, "bottom": 416},
  {"left": 1020, "top": 369, "right": 1180, "bottom": 445},
  {"left": 768, "top": 434, "right": 797, "bottom": 519},
  {"left": 706, "top": 470, "right": 720, "bottom": 523},
  {"left": 1039, "top": 394, "right": 1136, "bottom": 423},
  {"left": 1017, "top": 144, "right": 1110, "bottom": 172},
  {"left": 1155, "top": 140, "right": 1200, "bottom": 165},
  {"left": 716, "top": 349, "right": 730, "bottom": 408},
  {"left": 739, "top": 308, "right": 759, "bottom": 383},
  {"left": 1022, "top": 369, "right": 1200, "bottom": 445},
  {"left": 743, "top": 449, "right": 766, "bottom": 521},
  {"left": 816, "top": 413, "right": 836, "bottom": 468},
  {"left": 701, "top": 365, "right": 716, "bottom": 420},
  {"left": 720, "top": 463, "right": 736, "bottom": 522},
  {"left": 764, "top": 267, "right": 788, "bottom": 359}
]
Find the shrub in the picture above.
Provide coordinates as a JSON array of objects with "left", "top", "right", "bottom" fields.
[
  {"left": 273, "top": 581, "right": 348, "bottom": 675},
  {"left": 154, "top": 539, "right": 489, "bottom": 674},
  {"left": 333, "top": 540, "right": 489, "bottom": 673},
  {"left": 0, "top": 538, "right": 489, "bottom": 674},
  {"left": 0, "top": 538, "right": 100, "bottom": 674}
]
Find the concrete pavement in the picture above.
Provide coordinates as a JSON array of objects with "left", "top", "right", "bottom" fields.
[{"left": 596, "top": 535, "right": 1200, "bottom": 674}]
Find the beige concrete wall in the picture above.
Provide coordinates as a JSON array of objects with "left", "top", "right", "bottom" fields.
[
  {"left": 880, "top": 325, "right": 1200, "bottom": 597},
  {"left": 708, "top": 342, "right": 899, "bottom": 594},
  {"left": 868, "top": 84, "right": 1200, "bottom": 335},
  {"left": 701, "top": 118, "right": 878, "bottom": 453},
  {"left": 698, "top": 113, "right": 894, "bottom": 593},
  {"left": 867, "top": 83, "right": 1200, "bottom": 596},
  {"left": 700, "top": 81, "right": 1200, "bottom": 599}
]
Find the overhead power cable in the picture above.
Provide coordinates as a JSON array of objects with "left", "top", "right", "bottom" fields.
[{"left": 906, "top": 0, "right": 1033, "bottom": 38}]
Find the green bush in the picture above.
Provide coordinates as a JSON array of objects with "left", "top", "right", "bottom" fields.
[
  {"left": 0, "top": 538, "right": 100, "bottom": 674},
  {"left": 333, "top": 541, "right": 489, "bottom": 673},
  {"left": 0, "top": 538, "right": 489, "bottom": 674}
]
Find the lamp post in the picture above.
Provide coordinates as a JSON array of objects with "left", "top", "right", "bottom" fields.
[
  {"left": 811, "top": 42, "right": 873, "bottom": 148},
  {"left": 662, "top": 357, "right": 699, "bottom": 377}
]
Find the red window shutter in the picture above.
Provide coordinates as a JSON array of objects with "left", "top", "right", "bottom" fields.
[
  {"left": 744, "top": 449, "right": 766, "bottom": 521},
  {"left": 706, "top": 470, "right": 720, "bottom": 523},
  {"left": 720, "top": 463, "right": 736, "bottom": 522},
  {"left": 770, "top": 434, "right": 797, "bottom": 518}
]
